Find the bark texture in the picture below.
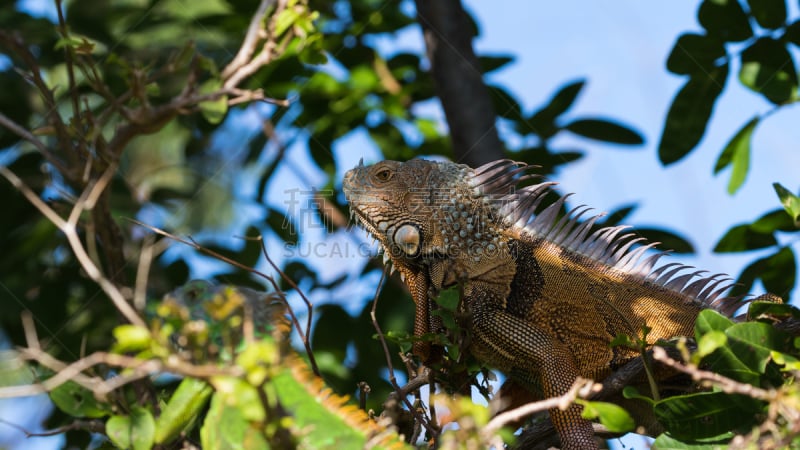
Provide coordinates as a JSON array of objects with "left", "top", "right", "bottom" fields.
[{"left": 415, "top": 0, "right": 505, "bottom": 167}]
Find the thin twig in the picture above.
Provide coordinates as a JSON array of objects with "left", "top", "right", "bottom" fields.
[
  {"left": 222, "top": 0, "right": 276, "bottom": 80},
  {"left": 127, "top": 220, "right": 320, "bottom": 375},
  {"left": 483, "top": 378, "right": 600, "bottom": 437},
  {"left": 257, "top": 237, "right": 318, "bottom": 371},
  {"left": 371, "top": 266, "right": 437, "bottom": 437},
  {"left": 0, "top": 166, "right": 145, "bottom": 327}
]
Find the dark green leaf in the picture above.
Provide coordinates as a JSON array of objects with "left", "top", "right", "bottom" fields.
[
  {"left": 750, "top": 208, "right": 797, "bottom": 233},
  {"left": 479, "top": 54, "right": 515, "bottom": 74},
  {"left": 739, "top": 38, "right": 798, "bottom": 104},
  {"left": 526, "top": 80, "right": 585, "bottom": 139},
  {"left": 312, "top": 304, "right": 355, "bottom": 362},
  {"left": 713, "top": 224, "right": 776, "bottom": 252},
  {"left": 655, "top": 391, "right": 763, "bottom": 439},
  {"left": 729, "top": 247, "right": 796, "bottom": 298},
  {"left": 698, "top": 0, "right": 753, "bottom": 42},
  {"left": 508, "top": 147, "right": 584, "bottom": 175},
  {"left": 785, "top": 20, "right": 800, "bottom": 46},
  {"left": 747, "top": 0, "right": 786, "bottom": 29},
  {"left": 714, "top": 117, "right": 758, "bottom": 194},
  {"left": 759, "top": 246, "right": 796, "bottom": 296},
  {"left": 747, "top": 301, "right": 800, "bottom": 322},
  {"left": 266, "top": 207, "right": 300, "bottom": 246},
  {"left": 488, "top": 85, "right": 524, "bottom": 122},
  {"left": 773, "top": 183, "right": 800, "bottom": 223},
  {"left": 634, "top": 228, "right": 695, "bottom": 254},
  {"left": 726, "top": 320, "right": 792, "bottom": 372},
  {"left": 666, "top": 33, "right": 727, "bottom": 75},
  {"left": 600, "top": 204, "right": 638, "bottom": 227},
  {"left": 658, "top": 65, "right": 729, "bottom": 165},
  {"left": 537, "top": 79, "right": 585, "bottom": 118},
  {"left": 564, "top": 118, "right": 644, "bottom": 145}
]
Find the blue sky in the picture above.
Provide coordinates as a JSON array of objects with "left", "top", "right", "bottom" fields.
[{"left": 2, "top": 1, "right": 799, "bottom": 448}]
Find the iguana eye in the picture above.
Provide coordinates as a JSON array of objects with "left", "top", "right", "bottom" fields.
[
  {"left": 393, "top": 224, "right": 420, "bottom": 256},
  {"left": 374, "top": 168, "right": 393, "bottom": 182}
]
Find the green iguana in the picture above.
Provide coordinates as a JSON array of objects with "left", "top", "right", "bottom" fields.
[
  {"left": 148, "top": 281, "right": 413, "bottom": 450},
  {"left": 342, "top": 158, "right": 773, "bottom": 449}
]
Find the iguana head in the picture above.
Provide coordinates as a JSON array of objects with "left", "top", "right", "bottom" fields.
[{"left": 342, "top": 159, "right": 512, "bottom": 288}]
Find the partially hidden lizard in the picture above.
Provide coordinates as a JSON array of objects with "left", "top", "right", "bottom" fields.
[{"left": 342, "top": 158, "right": 775, "bottom": 449}]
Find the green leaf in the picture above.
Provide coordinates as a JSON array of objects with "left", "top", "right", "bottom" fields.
[
  {"left": 747, "top": 300, "right": 800, "bottom": 322},
  {"left": 564, "top": 118, "right": 644, "bottom": 145},
  {"left": 773, "top": 183, "right": 800, "bottom": 224},
  {"left": 634, "top": 228, "right": 695, "bottom": 254},
  {"left": 785, "top": 20, "right": 800, "bottom": 46},
  {"left": 49, "top": 381, "right": 109, "bottom": 419},
  {"left": 155, "top": 378, "right": 214, "bottom": 444},
  {"left": 112, "top": 324, "right": 152, "bottom": 353},
  {"left": 746, "top": 0, "right": 786, "bottom": 29},
  {"left": 526, "top": 80, "right": 585, "bottom": 139},
  {"left": 107, "top": 408, "right": 156, "bottom": 450},
  {"left": 658, "top": 65, "right": 728, "bottom": 165},
  {"left": 666, "top": 33, "right": 727, "bottom": 75},
  {"left": 725, "top": 321, "right": 791, "bottom": 373},
  {"left": 750, "top": 208, "right": 797, "bottom": 233},
  {"left": 698, "top": 0, "right": 753, "bottom": 42},
  {"left": 199, "top": 79, "right": 228, "bottom": 125},
  {"left": 713, "top": 224, "right": 776, "bottom": 252},
  {"left": 652, "top": 432, "right": 729, "bottom": 449},
  {"left": 695, "top": 309, "right": 735, "bottom": 337},
  {"left": 655, "top": 391, "right": 763, "bottom": 439},
  {"left": 739, "top": 38, "right": 798, "bottom": 104},
  {"left": 622, "top": 386, "right": 655, "bottom": 406},
  {"left": 479, "top": 54, "right": 515, "bottom": 74},
  {"left": 201, "top": 392, "right": 269, "bottom": 450},
  {"left": 579, "top": 400, "right": 635, "bottom": 433},
  {"left": 208, "top": 376, "right": 265, "bottom": 422},
  {"left": 714, "top": 117, "right": 758, "bottom": 194},
  {"left": 758, "top": 246, "right": 796, "bottom": 296},
  {"left": 154, "top": 0, "right": 232, "bottom": 21},
  {"left": 695, "top": 330, "right": 727, "bottom": 361},
  {"left": 489, "top": 85, "right": 524, "bottom": 123}
]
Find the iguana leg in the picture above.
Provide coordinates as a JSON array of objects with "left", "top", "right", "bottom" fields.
[
  {"left": 403, "top": 270, "right": 435, "bottom": 362},
  {"left": 469, "top": 305, "right": 598, "bottom": 450}
]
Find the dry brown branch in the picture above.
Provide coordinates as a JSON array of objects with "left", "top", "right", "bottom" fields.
[
  {"left": 0, "top": 166, "right": 145, "bottom": 327},
  {"left": 483, "top": 378, "right": 600, "bottom": 438},
  {"left": 652, "top": 347, "right": 774, "bottom": 400},
  {"left": 222, "top": 0, "right": 276, "bottom": 80},
  {"left": 223, "top": 0, "right": 289, "bottom": 90},
  {"left": 0, "top": 348, "right": 240, "bottom": 401}
]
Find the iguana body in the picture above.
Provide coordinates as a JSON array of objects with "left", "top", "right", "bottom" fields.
[{"left": 343, "top": 159, "right": 744, "bottom": 449}]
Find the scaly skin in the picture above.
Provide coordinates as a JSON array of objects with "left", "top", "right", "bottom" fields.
[{"left": 343, "top": 159, "right": 745, "bottom": 449}]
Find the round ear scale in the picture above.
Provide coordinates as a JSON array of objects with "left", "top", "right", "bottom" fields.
[{"left": 393, "top": 224, "right": 420, "bottom": 256}]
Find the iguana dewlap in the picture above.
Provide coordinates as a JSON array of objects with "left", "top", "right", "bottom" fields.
[{"left": 343, "top": 158, "right": 744, "bottom": 449}]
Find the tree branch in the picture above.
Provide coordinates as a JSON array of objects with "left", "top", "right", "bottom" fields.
[{"left": 414, "top": 0, "right": 505, "bottom": 167}]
